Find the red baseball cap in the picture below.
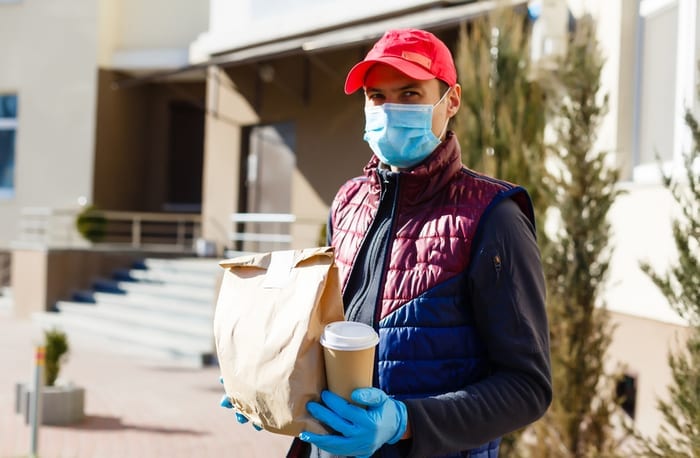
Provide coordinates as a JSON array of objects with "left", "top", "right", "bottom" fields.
[{"left": 344, "top": 28, "right": 457, "bottom": 94}]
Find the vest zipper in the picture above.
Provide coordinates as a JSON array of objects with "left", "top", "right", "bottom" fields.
[{"left": 373, "top": 173, "right": 401, "bottom": 327}]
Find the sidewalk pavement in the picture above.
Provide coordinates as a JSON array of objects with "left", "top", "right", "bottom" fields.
[{"left": 0, "top": 311, "right": 293, "bottom": 458}]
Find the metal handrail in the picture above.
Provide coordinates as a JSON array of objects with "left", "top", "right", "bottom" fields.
[
  {"left": 229, "top": 212, "right": 296, "bottom": 249},
  {"left": 228, "top": 212, "right": 327, "bottom": 253},
  {"left": 231, "top": 212, "right": 296, "bottom": 223}
]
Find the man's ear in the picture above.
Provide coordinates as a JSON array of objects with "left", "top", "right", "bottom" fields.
[{"left": 447, "top": 84, "right": 462, "bottom": 118}]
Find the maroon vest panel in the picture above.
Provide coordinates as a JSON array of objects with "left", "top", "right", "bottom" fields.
[{"left": 330, "top": 134, "right": 530, "bottom": 320}]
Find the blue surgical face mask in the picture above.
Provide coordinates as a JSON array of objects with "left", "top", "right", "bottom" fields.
[{"left": 363, "top": 88, "right": 451, "bottom": 169}]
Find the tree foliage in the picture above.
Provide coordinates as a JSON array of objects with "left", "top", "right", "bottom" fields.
[
  {"left": 522, "top": 15, "right": 628, "bottom": 457},
  {"left": 638, "top": 109, "right": 700, "bottom": 457},
  {"left": 455, "top": 8, "right": 629, "bottom": 456},
  {"left": 454, "top": 10, "right": 550, "bottom": 453},
  {"left": 453, "top": 6, "right": 550, "bottom": 243}
]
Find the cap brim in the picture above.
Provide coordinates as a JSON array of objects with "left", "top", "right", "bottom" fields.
[{"left": 344, "top": 56, "right": 437, "bottom": 94}]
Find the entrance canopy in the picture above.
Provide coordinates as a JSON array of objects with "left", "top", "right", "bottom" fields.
[{"left": 115, "top": 0, "right": 523, "bottom": 88}]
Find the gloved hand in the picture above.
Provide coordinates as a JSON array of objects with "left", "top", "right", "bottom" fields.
[
  {"left": 299, "top": 388, "right": 408, "bottom": 458},
  {"left": 218, "top": 376, "right": 263, "bottom": 431}
]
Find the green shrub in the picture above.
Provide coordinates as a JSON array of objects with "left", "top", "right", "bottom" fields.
[
  {"left": 44, "top": 328, "right": 69, "bottom": 387},
  {"left": 75, "top": 205, "right": 107, "bottom": 242}
]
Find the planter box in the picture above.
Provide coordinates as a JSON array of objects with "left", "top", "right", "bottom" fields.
[{"left": 15, "top": 382, "right": 85, "bottom": 425}]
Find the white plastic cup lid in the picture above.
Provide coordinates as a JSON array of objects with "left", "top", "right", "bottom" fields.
[{"left": 320, "top": 321, "right": 379, "bottom": 351}]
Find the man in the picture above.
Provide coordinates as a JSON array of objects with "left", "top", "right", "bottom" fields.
[{"left": 227, "top": 28, "right": 551, "bottom": 458}]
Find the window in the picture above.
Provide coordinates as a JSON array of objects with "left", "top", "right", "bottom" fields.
[
  {"left": 637, "top": 2, "right": 678, "bottom": 167},
  {"left": 0, "top": 94, "right": 17, "bottom": 198},
  {"left": 633, "top": 0, "right": 698, "bottom": 182},
  {"left": 616, "top": 373, "right": 637, "bottom": 419}
]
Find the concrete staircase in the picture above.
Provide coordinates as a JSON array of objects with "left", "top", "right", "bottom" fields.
[{"left": 32, "top": 257, "right": 222, "bottom": 368}]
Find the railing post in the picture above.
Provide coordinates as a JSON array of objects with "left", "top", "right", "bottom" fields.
[
  {"left": 176, "top": 219, "right": 185, "bottom": 248},
  {"left": 132, "top": 217, "right": 141, "bottom": 248},
  {"left": 40, "top": 212, "right": 50, "bottom": 245}
]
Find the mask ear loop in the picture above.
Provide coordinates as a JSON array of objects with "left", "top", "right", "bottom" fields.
[
  {"left": 434, "top": 86, "right": 453, "bottom": 141},
  {"left": 437, "top": 117, "right": 450, "bottom": 141},
  {"left": 433, "top": 86, "right": 452, "bottom": 108}
]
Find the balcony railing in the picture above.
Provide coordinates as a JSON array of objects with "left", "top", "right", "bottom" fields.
[
  {"left": 16, "top": 207, "right": 326, "bottom": 255},
  {"left": 16, "top": 207, "right": 201, "bottom": 253}
]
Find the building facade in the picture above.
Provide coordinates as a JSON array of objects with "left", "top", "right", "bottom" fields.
[
  {"left": 0, "top": 0, "right": 209, "bottom": 247},
  {"left": 1, "top": 0, "right": 696, "bottom": 442}
]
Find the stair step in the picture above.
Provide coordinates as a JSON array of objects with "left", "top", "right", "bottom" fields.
[
  {"left": 55, "top": 301, "right": 212, "bottom": 340},
  {"left": 112, "top": 282, "right": 216, "bottom": 304},
  {"left": 142, "top": 258, "right": 221, "bottom": 276},
  {"left": 112, "top": 268, "right": 138, "bottom": 282},
  {"left": 92, "top": 292, "right": 214, "bottom": 319},
  {"left": 131, "top": 259, "right": 148, "bottom": 270},
  {"left": 43, "top": 257, "right": 223, "bottom": 367},
  {"left": 93, "top": 278, "right": 126, "bottom": 294},
  {"left": 33, "top": 311, "right": 212, "bottom": 367},
  {"left": 125, "top": 268, "right": 219, "bottom": 288},
  {"left": 72, "top": 290, "right": 96, "bottom": 303}
]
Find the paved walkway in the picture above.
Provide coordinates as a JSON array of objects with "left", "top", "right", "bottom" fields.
[{"left": 0, "top": 310, "right": 293, "bottom": 458}]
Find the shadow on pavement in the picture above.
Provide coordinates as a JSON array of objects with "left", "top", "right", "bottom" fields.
[{"left": 54, "top": 414, "right": 209, "bottom": 436}]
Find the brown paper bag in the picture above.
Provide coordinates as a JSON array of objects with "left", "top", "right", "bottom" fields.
[{"left": 214, "top": 246, "right": 345, "bottom": 436}]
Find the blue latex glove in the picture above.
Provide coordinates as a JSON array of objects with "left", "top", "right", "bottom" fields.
[
  {"left": 299, "top": 388, "right": 408, "bottom": 458},
  {"left": 218, "top": 376, "right": 263, "bottom": 431}
]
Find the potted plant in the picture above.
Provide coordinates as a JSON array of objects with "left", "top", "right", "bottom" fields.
[{"left": 15, "top": 328, "right": 85, "bottom": 425}]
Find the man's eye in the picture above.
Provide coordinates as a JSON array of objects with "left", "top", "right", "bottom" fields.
[{"left": 367, "top": 93, "right": 384, "bottom": 100}]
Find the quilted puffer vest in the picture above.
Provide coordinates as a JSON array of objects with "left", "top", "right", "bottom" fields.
[{"left": 329, "top": 133, "right": 533, "bottom": 457}]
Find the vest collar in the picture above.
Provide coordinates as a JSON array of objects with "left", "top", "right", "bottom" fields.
[{"left": 363, "top": 131, "right": 464, "bottom": 204}]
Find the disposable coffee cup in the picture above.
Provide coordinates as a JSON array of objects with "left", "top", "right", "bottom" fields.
[{"left": 320, "top": 321, "right": 379, "bottom": 402}]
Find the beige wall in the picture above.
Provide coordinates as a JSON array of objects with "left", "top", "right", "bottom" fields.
[
  {"left": 117, "top": 0, "right": 208, "bottom": 49},
  {"left": 608, "top": 310, "right": 690, "bottom": 438},
  {"left": 97, "top": 0, "right": 121, "bottom": 68},
  {"left": 0, "top": 0, "right": 100, "bottom": 248},
  {"left": 201, "top": 67, "right": 257, "bottom": 251},
  {"left": 99, "top": 0, "right": 208, "bottom": 68},
  {"left": 605, "top": 183, "right": 681, "bottom": 325}
]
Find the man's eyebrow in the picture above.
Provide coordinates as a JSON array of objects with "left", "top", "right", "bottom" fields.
[{"left": 364, "top": 83, "right": 422, "bottom": 93}]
